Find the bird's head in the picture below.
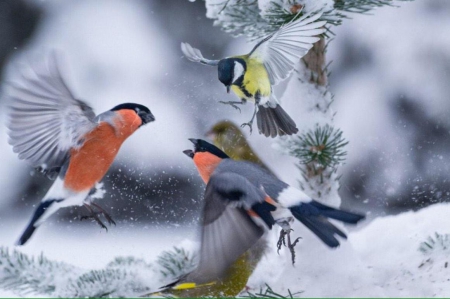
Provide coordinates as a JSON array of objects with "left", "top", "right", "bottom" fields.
[
  {"left": 207, "top": 120, "right": 244, "bottom": 153},
  {"left": 184, "top": 139, "right": 229, "bottom": 183},
  {"left": 218, "top": 58, "right": 246, "bottom": 93},
  {"left": 183, "top": 138, "right": 229, "bottom": 160},
  {"left": 110, "top": 103, "right": 155, "bottom": 127}
]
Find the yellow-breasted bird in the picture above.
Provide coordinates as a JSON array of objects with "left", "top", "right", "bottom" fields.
[{"left": 181, "top": 11, "right": 326, "bottom": 138}]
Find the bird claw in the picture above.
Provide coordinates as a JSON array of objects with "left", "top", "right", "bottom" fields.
[
  {"left": 277, "top": 228, "right": 302, "bottom": 265},
  {"left": 240, "top": 122, "right": 253, "bottom": 134},
  {"left": 80, "top": 213, "right": 108, "bottom": 231},
  {"left": 81, "top": 203, "right": 116, "bottom": 231},
  {"left": 219, "top": 101, "right": 242, "bottom": 113}
]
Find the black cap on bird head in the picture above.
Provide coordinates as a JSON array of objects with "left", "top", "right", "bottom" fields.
[
  {"left": 110, "top": 103, "right": 155, "bottom": 125},
  {"left": 218, "top": 58, "right": 246, "bottom": 93},
  {"left": 183, "top": 138, "right": 229, "bottom": 159}
]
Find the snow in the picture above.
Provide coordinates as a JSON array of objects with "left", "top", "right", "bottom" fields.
[
  {"left": 1, "top": 0, "right": 448, "bottom": 297},
  {"left": 3, "top": 202, "right": 450, "bottom": 297},
  {"left": 245, "top": 202, "right": 450, "bottom": 297}
]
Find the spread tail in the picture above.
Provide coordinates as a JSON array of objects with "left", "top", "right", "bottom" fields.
[
  {"left": 16, "top": 199, "right": 61, "bottom": 245},
  {"left": 289, "top": 201, "right": 365, "bottom": 248},
  {"left": 256, "top": 105, "right": 298, "bottom": 138}
]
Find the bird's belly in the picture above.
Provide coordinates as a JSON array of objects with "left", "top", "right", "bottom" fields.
[
  {"left": 64, "top": 123, "right": 127, "bottom": 192},
  {"left": 231, "top": 73, "right": 271, "bottom": 104},
  {"left": 230, "top": 85, "right": 253, "bottom": 102}
]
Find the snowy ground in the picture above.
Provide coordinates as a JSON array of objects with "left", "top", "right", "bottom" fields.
[{"left": 2, "top": 202, "right": 450, "bottom": 297}]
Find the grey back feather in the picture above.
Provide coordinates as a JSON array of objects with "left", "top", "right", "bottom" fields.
[{"left": 215, "top": 159, "right": 289, "bottom": 200}]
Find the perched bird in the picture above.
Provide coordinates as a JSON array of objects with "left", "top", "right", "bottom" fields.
[
  {"left": 207, "top": 120, "right": 272, "bottom": 173},
  {"left": 181, "top": 11, "right": 326, "bottom": 137},
  {"left": 4, "top": 52, "right": 155, "bottom": 245},
  {"left": 154, "top": 139, "right": 364, "bottom": 297}
]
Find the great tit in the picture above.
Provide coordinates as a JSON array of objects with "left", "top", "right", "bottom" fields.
[
  {"left": 181, "top": 11, "right": 326, "bottom": 138},
  {"left": 152, "top": 139, "right": 364, "bottom": 297},
  {"left": 5, "top": 51, "right": 155, "bottom": 245}
]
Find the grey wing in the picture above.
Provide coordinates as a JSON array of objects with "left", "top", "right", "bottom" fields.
[
  {"left": 249, "top": 11, "right": 326, "bottom": 85},
  {"left": 181, "top": 42, "right": 220, "bottom": 66},
  {"left": 186, "top": 172, "right": 266, "bottom": 284},
  {"left": 5, "top": 51, "right": 96, "bottom": 170}
]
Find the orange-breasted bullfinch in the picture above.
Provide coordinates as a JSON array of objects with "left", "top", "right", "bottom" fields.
[
  {"left": 180, "top": 139, "right": 364, "bottom": 285},
  {"left": 4, "top": 52, "right": 155, "bottom": 245},
  {"left": 181, "top": 11, "right": 326, "bottom": 137}
]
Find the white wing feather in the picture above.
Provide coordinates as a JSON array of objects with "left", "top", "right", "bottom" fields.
[
  {"left": 5, "top": 51, "right": 96, "bottom": 170},
  {"left": 249, "top": 11, "right": 326, "bottom": 85},
  {"left": 181, "top": 42, "right": 219, "bottom": 66}
]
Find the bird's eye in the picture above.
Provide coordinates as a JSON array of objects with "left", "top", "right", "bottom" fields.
[{"left": 135, "top": 107, "right": 140, "bottom": 113}]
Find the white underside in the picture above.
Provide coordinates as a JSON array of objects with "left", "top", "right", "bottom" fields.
[
  {"left": 277, "top": 186, "right": 311, "bottom": 208},
  {"left": 35, "top": 178, "right": 90, "bottom": 226}
]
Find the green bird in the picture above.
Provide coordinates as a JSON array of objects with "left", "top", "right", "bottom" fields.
[
  {"left": 181, "top": 11, "right": 326, "bottom": 137},
  {"left": 207, "top": 120, "right": 272, "bottom": 173}
]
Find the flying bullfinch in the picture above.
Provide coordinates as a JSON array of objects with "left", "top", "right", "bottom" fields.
[
  {"left": 152, "top": 139, "right": 364, "bottom": 297},
  {"left": 4, "top": 52, "right": 155, "bottom": 245},
  {"left": 181, "top": 10, "right": 326, "bottom": 137}
]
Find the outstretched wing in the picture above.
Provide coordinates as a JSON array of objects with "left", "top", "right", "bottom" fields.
[
  {"left": 249, "top": 11, "right": 326, "bottom": 85},
  {"left": 181, "top": 42, "right": 220, "bottom": 66},
  {"left": 5, "top": 51, "right": 96, "bottom": 170},
  {"left": 185, "top": 172, "right": 267, "bottom": 284}
]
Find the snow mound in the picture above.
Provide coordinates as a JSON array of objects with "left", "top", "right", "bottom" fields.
[{"left": 247, "top": 203, "right": 450, "bottom": 297}]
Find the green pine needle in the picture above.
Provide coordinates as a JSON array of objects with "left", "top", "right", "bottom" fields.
[
  {"left": 242, "top": 283, "right": 304, "bottom": 298},
  {"left": 419, "top": 232, "right": 450, "bottom": 255},
  {"left": 157, "top": 247, "right": 196, "bottom": 279},
  {"left": 289, "top": 124, "right": 348, "bottom": 170}
]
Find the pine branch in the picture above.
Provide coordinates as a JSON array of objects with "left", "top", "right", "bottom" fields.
[
  {"left": 288, "top": 124, "right": 348, "bottom": 171},
  {"left": 419, "top": 232, "right": 450, "bottom": 255},
  {"left": 242, "top": 283, "right": 304, "bottom": 298},
  {"left": 204, "top": 0, "right": 414, "bottom": 40},
  {"left": 0, "top": 246, "right": 195, "bottom": 297},
  {"left": 157, "top": 246, "right": 197, "bottom": 280}
]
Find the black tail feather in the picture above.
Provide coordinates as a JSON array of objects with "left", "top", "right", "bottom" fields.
[
  {"left": 309, "top": 200, "right": 365, "bottom": 224},
  {"left": 16, "top": 200, "right": 59, "bottom": 246},
  {"left": 256, "top": 105, "right": 298, "bottom": 138},
  {"left": 289, "top": 202, "right": 365, "bottom": 248},
  {"left": 16, "top": 222, "right": 38, "bottom": 246}
]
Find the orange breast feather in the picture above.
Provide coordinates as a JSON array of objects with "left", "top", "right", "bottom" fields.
[
  {"left": 64, "top": 110, "right": 141, "bottom": 192},
  {"left": 193, "top": 152, "right": 223, "bottom": 184}
]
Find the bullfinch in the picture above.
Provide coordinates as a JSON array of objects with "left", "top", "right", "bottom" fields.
[
  {"left": 4, "top": 52, "right": 155, "bottom": 245},
  {"left": 151, "top": 139, "right": 364, "bottom": 297}
]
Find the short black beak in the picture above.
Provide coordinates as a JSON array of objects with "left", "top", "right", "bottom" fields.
[
  {"left": 226, "top": 86, "right": 230, "bottom": 93},
  {"left": 139, "top": 111, "right": 155, "bottom": 125},
  {"left": 183, "top": 149, "right": 194, "bottom": 158}
]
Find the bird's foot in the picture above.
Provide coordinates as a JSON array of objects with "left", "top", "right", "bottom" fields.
[
  {"left": 81, "top": 203, "right": 116, "bottom": 230},
  {"left": 277, "top": 228, "right": 301, "bottom": 265},
  {"left": 219, "top": 101, "right": 242, "bottom": 113},
  {"left": 91, "top": 203, "right": 116, "bottom": 226},
  {"left": 80, "top": 212, "right": 108, "bottom": 231},
  {"left": 240, "top": 122, "right": 253, "bottom": 134}
]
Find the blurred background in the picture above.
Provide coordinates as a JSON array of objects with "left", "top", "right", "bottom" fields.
[{"left": 0, "top": 0, "right": 448, "bottom": 249}]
